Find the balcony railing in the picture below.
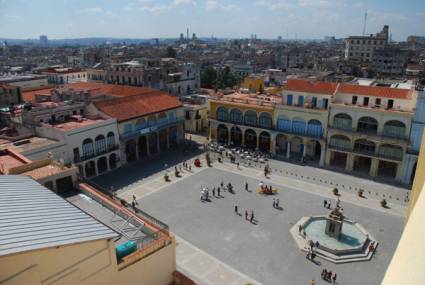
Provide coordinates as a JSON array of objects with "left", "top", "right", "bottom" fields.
[
  {"left": 75, "top": 144, "right": 119, "bottom": 163},
  {"left": 329, "top": 139, "right": 351, "bottom": 151},
  {"left": 378, "top": 147, "right": 403, "bottom": 161},
  {"left": 122, "top": 118, "right": 184, "bottom": 140}
]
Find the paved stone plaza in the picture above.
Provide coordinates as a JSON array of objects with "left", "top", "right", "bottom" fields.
[{"left": 132, "top": 167, "right": 404, "bottom": 285}]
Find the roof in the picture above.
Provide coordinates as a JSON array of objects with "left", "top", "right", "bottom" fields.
[
  {"left": 284, "top": 79, "right": 337, "bottom": 95},
  {"left": 21, "top": 82, "right": 161, "bottom": 103},
  {"left": 338, "top": 84, "right": 412, "bottom": 99},
  {"left": 0, "top": 176, "right": 119, "bottom": 256},
  {"left": 95, "top": 91, "right": 182, "bottom": 122}
]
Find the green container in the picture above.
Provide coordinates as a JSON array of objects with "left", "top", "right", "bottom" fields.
[{"left": 116, "top": 240, "right": 137, "bottom": 260}]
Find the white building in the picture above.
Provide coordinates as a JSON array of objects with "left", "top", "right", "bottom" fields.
[{"left": 42, "top": 67, "right": 87, "bottom": 85}]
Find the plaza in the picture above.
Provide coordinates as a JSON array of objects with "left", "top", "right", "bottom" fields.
[{"left": 95, "top": 153, "right": 406, "bottom": 285}]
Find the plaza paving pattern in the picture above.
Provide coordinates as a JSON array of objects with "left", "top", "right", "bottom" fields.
[{"left": 133, "top": 167, "right": 404, "bottom": 285}]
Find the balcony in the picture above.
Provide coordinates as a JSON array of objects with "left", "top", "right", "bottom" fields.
[
  {"left": 75, "top": 144, "right": 119, "bottom": 163},
  {"left": 122, "top": 118, "right": 184, "bottom": 140},
  {"left": 378, "top": 146, "right": 403, "bottom": 161}
]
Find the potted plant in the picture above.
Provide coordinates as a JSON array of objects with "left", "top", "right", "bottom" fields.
[
  {"left": 332, "top": 187, "right": 339, "bottom": 196},
  {"left": 358, "top": 189, "right": 364, "bottom": 197},
  {"left": 380, "top": 199, "right": 387, "bottom": 208}
]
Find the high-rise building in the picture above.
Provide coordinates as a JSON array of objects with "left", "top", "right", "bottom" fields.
[{"left": 39, "top": 35, "right": 48, "bottom": 46}]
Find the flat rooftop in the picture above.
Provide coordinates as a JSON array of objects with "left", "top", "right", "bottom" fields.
[
  {"left": 0, "top": 151, "right": 28, "bottom": 171},
  {"left": 48, "top": 117, "right": 107, "bottom": 131},
  {"left": 22, "top": 163, "right": 73, "bottom": 180},
  {"left": 3, "top": 137, "right": 60, "bottom": 153}
]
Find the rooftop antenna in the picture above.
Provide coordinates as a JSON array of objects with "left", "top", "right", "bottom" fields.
[{"left": 362, "top": 11, "right": 368, "bottom": 36}]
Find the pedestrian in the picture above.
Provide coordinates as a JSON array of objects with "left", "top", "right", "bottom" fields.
[
  {"left": 132, "top": 194, "right": 136, "bottom": 202},
  {"left": 131, "top": 200, "right": 136, "bottom": 209},
  {"left": 315, "top": 241, "right": 320, "bottom": 248},
  {"left": 220, "top": 181, "right": 224, "bottom": 188},
  {"left": 245, "top": 182, "right": 248, "bottom": 191},
  {"left": 276, "top": 198, "right": 280, "bottom": 208},
  {"left": 212, "top": 187, "right": 216, "bottom": 197},
  {"left": 273, "top": 198, "right": 276, "bottom": 208},
  {"left": 327, "top": 201, "right": 331, "bottom": 209},
  {"left": 217, "top": 187, "right": 221, "bottom": 197},
  {"left": 237, "top": 162, "right": 240, "bottom": 169},
  {"left": 323, "top": 200, "right": 327, "bottom": 208},
  {"left": 245, "top": 210, "right": 248, "bottom": 220},
  {"left": 250, "top": 210, "right": 254, "bottom": 223},
  {"left": 327, "top": 271, "right": 332, "bottom": 282},
  {"left": 206, "top": 190, "right": 209, "bottom": 201},
  {"left": 234, "top": 204, "right": 238, "bottom": 214},
  {"left": 189, "top": 165, "right": 192, "bottom": 171},
  {"left": 321, "top": 269, "right": 327, "bottom": 279},
  {"left": 332, "top": 273, "right": 337, "bottom": 283}
]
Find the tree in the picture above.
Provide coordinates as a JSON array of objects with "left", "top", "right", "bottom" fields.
[
  {"left": 200, "top": 66, "right": 217, "bottom": 88},
  {"left": 165, "top": 46, "right": 176, "bottom": 58}
]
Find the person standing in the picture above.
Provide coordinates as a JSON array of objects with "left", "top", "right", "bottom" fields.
[
  {"left": 212, "top": 187, "right": 215, "bottom": 197},
  {"left": 245, "top": 210, "right": 248, "bottom": 220},
  {"left": 332, "top": 273, "right": 337, "bottom": 283},
  {"left": 276, "top": 198, "right": 280, "bottom": 208},
  {"left": 245, "top": 182, "right": 248, "bottom": 191},
  {"left": 217, "top": 187, "right": 221, "bottom": 197},
  {"left": 323, "top": 200, "right": 327, "bottom": 208},
  {"left": 250, "top": 210, "right": 254, "bottom": 223},
  {"left": 273, "top": 198, "right": 276, "bottom": 208},
  {"left": 234, "top": 204, "right": 238, "bottom": 214}
]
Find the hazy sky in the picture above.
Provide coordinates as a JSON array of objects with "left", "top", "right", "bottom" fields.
[{"left": 1, "top": 0, "right": 424, "bottom": 40}]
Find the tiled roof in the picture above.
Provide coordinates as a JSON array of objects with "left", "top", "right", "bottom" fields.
[
  {"left": 0, "top": 176, "right": 118, "bottom": 256},
  {"left": 95, "top": 91, "right": 182, "bottom": 122},
  {"left": 284, "top": 79, "right": 337, "bottom": 95},
  {"left": 338, "top": 84, "right": 411, "bottom": 99}
]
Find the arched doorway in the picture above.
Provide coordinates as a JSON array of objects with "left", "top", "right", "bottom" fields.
[
  {"left": 216, "top": 106, "right": 228, "bottom": 122},
  {"left": 230, "top": 126, "right": 242, "bottom": 146},
  {"left": 259, "top": 131, "right": 271, "bottom": 152},
  {"left": 229, "top": 108, "right": 243, "bottom": 124},
  {"left": 138, "top": 135, "right": 148, "bottom": 157},
  {"left": 125, "top": 139, "right": 137, "bottom": 162},
  {"left": 97, "top": 156, "right": 108, "bottom": 174},
  {"left": 82, "top": 138, "right": 94, "bottom": 158},
  {"left": 159, "top": 129, "right": 168, "bottom": 151},
  {"left": 333, "top": 113, "right": 352, "bottom": 130},
  {"left": 306, "top": 140, "right": 321, "bottom": 162},
  {"left": 85, "top": 161, "right": 96, "bottom": 177},
  {"left": 109, "top": 153, "right": 117, "bottom": 169},
  {"left": 244, "top": 129, "right": 257, "bottom": 149},
  {"left": 383, "top": 120, "right": 406, "bottom": 139},
  {"left": 149, "top": 132, "right": 158, "bottom": 154},
  {"left": 306, "top": 120, "right": 323, "bottom": 138},
  {"left": 290, "top": 136, "right": 303, "bottom": 156},
  {"left": 95, "top": 135, "right": 106, "bottom": 154},
  {"left": 377, "top": 160, "right": 398, "bottom": 179},
  {"left": 275, "top": 134, "right": 287, "bottom": 155},
  {"left": 107, "top": 132, "right": 116, "bottom": 150},
  {"left": 258, "top": 112, "right": 273, "bottom": 129},
  {"left": 169, "top": 127, "right": 178, "bottom": 147},
  {"left": 244, "top": 110, "right": 257, "bottom": 127},
  {"left": 217, "top": 124, "right": 229, "bottom": 144}
]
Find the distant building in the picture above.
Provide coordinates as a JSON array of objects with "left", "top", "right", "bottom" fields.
[
  {"left": 230, "top": 63, "right": 253, "bottom": 78},
  {"left": 242, "top": 75, "right": 264, "bottom": 93},
  {"left": 41, "top": 67, "right": 87, "bottom": 85},
  {"left": 0, "top": 84, "right": 21, "bottom": 107},
  {"left": 0, "top": 74, "right": 48, "bottom": 91},
  {"left": 406, "top": 35, "right": 425, "bottom": 45},
  {"left": 39, "top": 35, "right": 48, "bottom": 46},
  {"left": 181, "top": 94, "right": 208, "bottom": 133},
  {"left": 344, "top": 25, "right": 389, "bottom": 62},
  {"left": 370, "top": 46, "right": 409, "bottom": 76}
]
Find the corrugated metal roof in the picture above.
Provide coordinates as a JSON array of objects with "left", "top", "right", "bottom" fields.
[{"left": 0, "top": 175, "right": 119, "bottom": 256}]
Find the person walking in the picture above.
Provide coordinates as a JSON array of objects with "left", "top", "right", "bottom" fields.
[
  {"left": 250, "top": 210, "right": 254, "bottom": 223},
  {"left": 323, "top": 200, "right": 327, "bottom": 208},
  {"left": 245, "top": 210, "right": 248, "bottom": 220},
  {"left": 276, "top": 198, "right": 280, "bottom": 208},
  {"left": 234, "top": 204, "right": 238, "bottom": 214},
  {"left": 273, "top": 198, "right": 276, "bottom": 208},
  {"left": 212, "top": 187, "right": 216, "bottom": 197},
  {"left": 332, "top": 273, "right": 337, "bottom": 284},
  {"left": 217, "top": 187, "right": 221, "bottom": 197},
  {"left": 245, "top": 182, "right": 248, "bottom": 191}
]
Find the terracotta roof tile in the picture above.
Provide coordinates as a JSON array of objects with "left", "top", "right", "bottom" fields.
[
  {"left": 95, "top": 91, "right": 182, "bottom": 122},
  {"left": 338, "top": 84, "right": 411, "bottom": 99},
  {"left": 284, "top": 79, "right": 337, "bottom": 95}
]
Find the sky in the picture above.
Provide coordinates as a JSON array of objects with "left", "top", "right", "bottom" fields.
[{"left": 0, "top": 0, "right": 424, "bottom": 41}]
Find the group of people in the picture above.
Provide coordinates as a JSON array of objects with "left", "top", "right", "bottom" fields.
[
  {"left": 182, "top": 161, "right": 192, "bottom": 171},
  {"left": 259, "top": 181, "right": 275, "bottom": 195},
  {"left": 234, "top": 205, "right": 256, "bottom": 223},
  {"left": 321, "top": 269, "right": 337, "bottom": 283},
  {"left": 272, "top": 198, "right": 280, "bottom": 208},
  {"left": 200, "top": 181, "right": 236, "bottom": 202}
]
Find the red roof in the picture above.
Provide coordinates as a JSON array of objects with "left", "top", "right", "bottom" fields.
[
  {"left": 95, "top": 91, "right": 182, "bottom": 122},
  {"left": 338, "top": 84, "right": 411, "bottom": 99},
  {"left": 284, "top": 79, "right": 337, "bottom": 95},
  {"left": 22, "top": 82, "right": 160, "bottom": 102}
]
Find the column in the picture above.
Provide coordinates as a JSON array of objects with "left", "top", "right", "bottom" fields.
[
  {"left": 166, "top": 128, "right": 170, "bottom": 149},
  {"left": 241, "top": 129, "right": 245, "bottom": 146},
  {"left": 256, "top": 133, "right": 259, "bottom": 150},
  {"left": 135, "top": 137, "right": 140, "bottom": 161},
  {"left": 325, "top": 149, "right": 331, "bottom": 166},
  {"left": 302, "top": 141, "right": 307, "bottom": 157},
  {"left": 156, "top": 131, "right": 160, "bottom": 154},
  {"left": 369, "top": 158, "right": 379, "bottom": 177},
  {"left": 286, "top": 141, "right": 291, "bottom": 159},
  {"left": 346, "top": 153, "right": 354, "bottom": 172},
  {"left": 319, "top": 146, "right": 326, "bottom": 167},
  {"left": 228, "top": 127, "right": 231, "bottom": 146}
]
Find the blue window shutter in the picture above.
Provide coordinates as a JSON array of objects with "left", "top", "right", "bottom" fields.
[{"left": 287, "top": 94, "right": 293, "bottom": 106}]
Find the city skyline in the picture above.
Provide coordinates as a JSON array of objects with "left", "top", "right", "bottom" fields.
[{"left": 1, "top": 0, "right": 424, "bottom": 41}]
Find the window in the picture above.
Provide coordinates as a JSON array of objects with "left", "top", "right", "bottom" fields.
[
  {"left": 287, "top": 94, "right": 293, "bottom": 106},
  {"left": 352, "top": 96, "right": 358, "bottom": 104},
  {"left": 363, "top": 97, "right": 369, "bottom": 106},
  {"left": 311, "top": 97, "right": 317, "bottom": 108},
  {"left": 298, "top": 96, "right": 304, "bottom": 107},
  {"left": 375, "top": 98, "right": 381, "bottom": 106},
  {"left": 185, "top": 111, "right": 191, "bottom": 120},
  {"left": 387, "top": 99, "right": 394, "bottom": 109}
]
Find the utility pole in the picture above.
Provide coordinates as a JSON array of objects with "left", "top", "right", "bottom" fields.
[{"left": 362, "top": 11, "right": 368, "bottom": 36}]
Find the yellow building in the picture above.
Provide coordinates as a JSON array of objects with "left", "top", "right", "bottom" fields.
[
  {"left": 381, "top": 131, "right": 425, "bottom": 284},
  {"left": 241, "top": 75, "right": 264, "bottom": 93},
  {"left": 209, "top": 92, "right": 279, "bottom": 152},
  {"left": 0, "top": 176, "right": 176, "bottom": 285}
]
